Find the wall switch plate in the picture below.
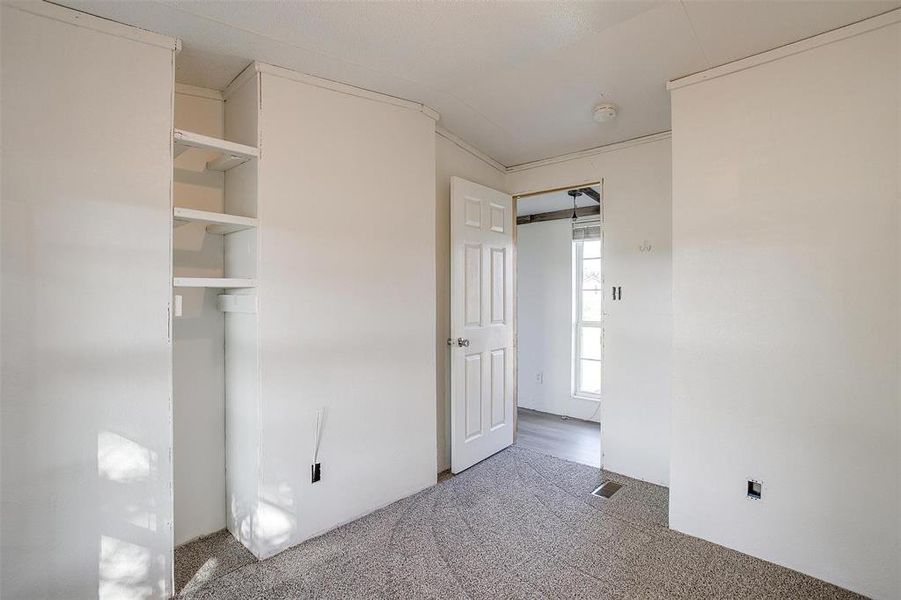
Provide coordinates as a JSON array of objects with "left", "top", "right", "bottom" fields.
[{"left": 312, "top": 463, "right": 321, "bottom": 483}]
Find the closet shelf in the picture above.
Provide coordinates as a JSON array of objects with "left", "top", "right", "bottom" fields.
[
  {"left": 173, "top": 129, "right": 258, "bottom": 172},
  {"left": 173, "top": 277, "right": 257, "bottom": 289},
  {"left": 174, "top": 207, "right": 258, "bottom": 235}
]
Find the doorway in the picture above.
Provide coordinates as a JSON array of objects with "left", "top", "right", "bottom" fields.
[{"left": 513, "top": 184, "right": 602, "bottom": 468}]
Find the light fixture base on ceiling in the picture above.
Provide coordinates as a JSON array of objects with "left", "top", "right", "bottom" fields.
[{"left": 593, "top": 103, "right": 618, "bottom": 123}]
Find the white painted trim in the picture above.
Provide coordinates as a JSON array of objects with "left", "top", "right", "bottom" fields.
[
  {"left": 511, "top": 179, "right": 601, "bottom": 200},
  {"left": 166, "top": 45, "right": 176, "bottom": 597},
  {"left": 173, "top": 277, "right": 257, "bottom": 289},
  {"left": 505, "top": 131, "right": 672, "bottom": 174},
  {"left": 436, "top": 129, "right": 671, "bottom": 175},
  {"left": 7, "top": 0, "right": 178, "bottom": 51},
  {"left": 436, "top": 127, "right": 506, "bottom": 173},
  {"left": 223, "top": 62, "right": 258, "bottom": 101},
  {"left": 668, "top": 7, "right": 901, "bottom": 90},
  {"left": 226, "top": 62, "right": 440, "bottom": 121},
  {"left": 421, "top": 105, "right": 441, "bottom": 122},
  {"left": 175, "top": 83, "right": 223, "bottom": 102}
]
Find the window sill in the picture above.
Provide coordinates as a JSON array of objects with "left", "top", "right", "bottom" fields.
[{"left": 573, "top": 394, "right": 601, "bottom": 403}]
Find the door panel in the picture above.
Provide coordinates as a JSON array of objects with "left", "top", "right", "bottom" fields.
[
  {"left": 451, "top": 177, "right": 515, "bottom": 473},
  {"left": 489, "top": 202, "right": 506, "bottom": 233},
  {"left": 465, "top": 353, "right": 482, "bottom": 440},
  {"left": 490, "top": 247, "right": 506, "bottom": 324},
  {"left": 464, "top": 244, "right": 482, "bottom": 327},
  {"left": 490, "top": 348, "right": 507, "bottom": 429}
]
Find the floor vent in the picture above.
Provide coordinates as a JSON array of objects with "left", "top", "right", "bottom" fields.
[{"left": 591, "top": 481, "right": 623, "bottom": 499}]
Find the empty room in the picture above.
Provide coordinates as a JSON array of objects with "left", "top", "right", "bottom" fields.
[{"left": 1, "top": 1, "right": 899, "bottom": 599}]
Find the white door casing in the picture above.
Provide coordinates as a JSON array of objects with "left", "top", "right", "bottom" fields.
[{"left": 450, "top": 177, "right": 515, "bottom": 473}]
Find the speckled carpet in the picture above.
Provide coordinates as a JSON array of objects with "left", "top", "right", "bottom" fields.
[{"left": 175, "top": 446, "right": 864, "bottom": 599}]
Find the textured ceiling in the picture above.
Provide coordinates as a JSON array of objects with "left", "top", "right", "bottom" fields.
[{"left": 62, "top": 0, "right": 901, "bottom": 167}]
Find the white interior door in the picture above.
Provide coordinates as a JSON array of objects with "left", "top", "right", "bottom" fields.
[{"left": 450, "top": 176, "right": 515, "bottom": 473}]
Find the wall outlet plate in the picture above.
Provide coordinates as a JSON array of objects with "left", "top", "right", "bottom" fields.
[{"left": 747, "top": 478, "right": 762, "bottom": 500}]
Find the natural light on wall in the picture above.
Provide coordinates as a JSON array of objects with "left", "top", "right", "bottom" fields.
[
  {"left": 99, "top": 536, "right": 154, "bottom": 599},
  {"left": 98, "top": 432, "right": 156, "bottom": 484},
  {"left": 97, "top": 432, "right": 164, "bottom": 598},
  {"left": 573, "top": 220, "right": 602, "bottom": 398}
]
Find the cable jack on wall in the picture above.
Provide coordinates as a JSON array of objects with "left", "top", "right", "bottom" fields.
[{"left": 312, "top": 407, "right": 325, "bottom": 483}]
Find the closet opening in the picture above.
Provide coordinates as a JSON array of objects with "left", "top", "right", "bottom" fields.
[{"left": 171, "top": 82, "right": 260, "bottom": 593}]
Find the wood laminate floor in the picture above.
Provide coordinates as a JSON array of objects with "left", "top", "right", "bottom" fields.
[{"left": 515, "top": 407, "right": 601, "bottom": 467}]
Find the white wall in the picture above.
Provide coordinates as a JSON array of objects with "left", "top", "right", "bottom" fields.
[
  {"left": 245, "top": 66, "right": 438, "bottom": 558},
  {"left": 435, "top": 132, "right": 507, "bottom": 473},
  {"left": 516, "top": 219, "right": 601, "bottom": 422},
  {"left": 173, "top": 86, "right": 227, "bottom": 545},
  {"left": 1, "top": 4, "right": 176, "bottom": 598},
  {"left": 670, "top": 21, "right": 901, "bottom": 600},
  {"left": 507, "top": 137, "right": 673, "bottom": 486}
]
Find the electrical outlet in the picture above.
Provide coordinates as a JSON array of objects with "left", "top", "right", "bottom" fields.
[
  {"left": 312, "top": 463, "right": 321, "bottom": 483},
  {"left": 536, "top": 372, "right": 543, "bottom": 384},
  {"left": 747, "top": 479, "right": 762, "bottom": 500}
]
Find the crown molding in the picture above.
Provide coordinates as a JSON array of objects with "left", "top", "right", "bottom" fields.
[
  {"left": 11, "top": 1, "right": 179, "bottom": 51},
  {"left": 436, "top": 127, "right": 507, "bottom": 173},
  {"left": 175, "top": 83, "right": 224, "bottom": 101},
  {"left": 225, "top": 62, "right": 440, "bottom": 121},
  {"left": 439, "top": 130, "right": 672, "bottom": 175},
  {"left": 668, "top": 7, "right": 901, "bottom": 91},
  {"left": 505, "top": 131, "right": 672, "bottom": 173},
  {"left": 222, "top": 62, "right": 259, "bottom": 101}
]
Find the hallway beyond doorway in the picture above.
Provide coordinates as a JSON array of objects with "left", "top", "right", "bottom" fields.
[{"left": 515, "top": 407, "right": 600, "bottom": 468}]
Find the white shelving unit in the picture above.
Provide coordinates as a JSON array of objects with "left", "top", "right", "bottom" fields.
[
  {"left": 171, "top": 128, "right": 260, "bottom": 306},
  {"left": 173, "top": 277, "right": 256, "bottom": 289},
  {"left": 173, "top": 128, "right": 258, "bottom": 172},
  {"left": 173, "top": 207, "right": 258, "bottom": 235}
]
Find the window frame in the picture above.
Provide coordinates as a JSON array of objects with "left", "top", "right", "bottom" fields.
[{"left": 573, "top": 236, "right": 602, "bottom": 401}]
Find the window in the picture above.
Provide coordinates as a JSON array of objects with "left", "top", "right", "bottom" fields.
[{"left": 573, "top": 232, "right": 601, "bottom": 399}]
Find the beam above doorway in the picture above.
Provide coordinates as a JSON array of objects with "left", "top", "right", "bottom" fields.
[
  {"left": 516, "top": 205, "right": 600, "bottom": 225},
  {"left": 579, "top": 187, "right": 600, "bottom": 203}
]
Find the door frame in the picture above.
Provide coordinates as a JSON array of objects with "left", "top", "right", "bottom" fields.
[
  {"left": 510, "top": 179, "right": 604, "bottom": 468},
  {"left": 512, "top": 195, "right": 518, "bottom": 441}
]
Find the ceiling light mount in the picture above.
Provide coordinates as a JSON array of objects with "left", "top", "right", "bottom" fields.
[
  {"left": 593, "top": 103, "right": 617, "bottom": 123},
  {"left": 568, "top": 189, "right": 583, "bottom": 221}
]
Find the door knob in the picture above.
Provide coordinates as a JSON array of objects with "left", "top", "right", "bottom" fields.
[{"left": 447, "top": 337, "right": 470, "bottom": 347}]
